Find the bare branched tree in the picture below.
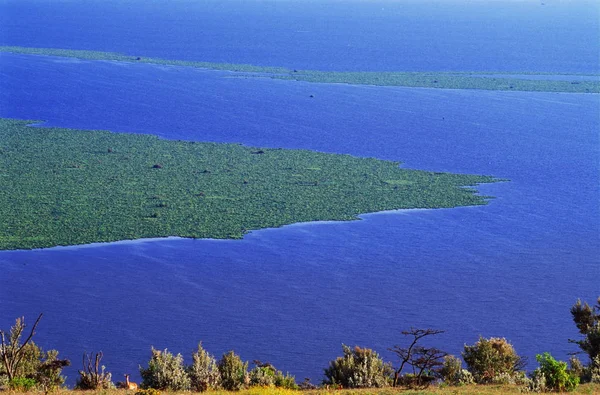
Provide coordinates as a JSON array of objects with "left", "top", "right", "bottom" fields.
[
  {"left": 0, "top": 313, "right": 43, "bottom": 381},
  {"left": 76, "top": 351, "right": 113, "bottom": 390},
  {"left": 388, "top": 328, "right": 447, "bottom": 388}
]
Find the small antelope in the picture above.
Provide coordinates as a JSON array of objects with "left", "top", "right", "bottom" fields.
[{"left": 124, "top": 374, "right": 138, "bottom": 390}]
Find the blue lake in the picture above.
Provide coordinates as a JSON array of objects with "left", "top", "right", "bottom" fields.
[{"left": 0, "top": 0, "right": 599, "bottom": 386}]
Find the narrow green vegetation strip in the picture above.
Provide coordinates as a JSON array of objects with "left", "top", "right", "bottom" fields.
[
  {"left": 1, "top": 46, "right": 598, "bottom": 93},
  {"left": 0, "top": 119, "right": 501, "bottom": 250}
]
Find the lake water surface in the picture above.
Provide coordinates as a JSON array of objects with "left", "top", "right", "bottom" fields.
[{"left": 0, "top": 0, "right": 599, "bottom": 385}]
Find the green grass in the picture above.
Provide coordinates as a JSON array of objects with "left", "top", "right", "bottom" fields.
[
  {"left": 1, "top": 46, "right": 598, "bottom": 93},
  {"left": 0, "top": 118, "right": 502, "bottom": 250}
]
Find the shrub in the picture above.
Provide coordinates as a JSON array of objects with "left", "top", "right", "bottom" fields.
[
  {"left": 490, "top": 370, "right": 528, "bottom": 385},
  {"left": 248, "top": 361, "right": 298, "bottom": 389},
  {"left": 274, "top": 371, "right": 298, "bottom": 390},
  {"left": 187, "top": 343, "right": 221, "bottom": 391},
  {"left": 523, "top": 372, "right": 547, "bottom": 393},
  {"left": 463, "top": 336, "right": 525, "bottom": 383},
  {"left": 75, "top": 352, "right": 114, "bottom": 390},
  {"left": 590, "top": 355, "right": 600, "bottom": 383},
  {"left": 249, "top": 365, "right": 276, "bottom": 387},
  {"left": 139, "top": 347, "right": 190, "bottom": 391},
  {"left": 323, "top": 344, "right": 392, "bottom": 388},
  {"left": 531, "top": 352, "right": 579, "bottom": 392},
  {"left": 568, "top": 356, "right": 585, "bottom": 380},
  {"left": 8, "top": 377, "right": 37, "bottom": 392},
  {"left": 440, "top": 355, "right": 473, "bottom": 386},
  {"left": 35, "top": 349, "right": 70, "bottom": 391},
  {"left": 217, "top": 351, "right": 248, "bottom": 391}
]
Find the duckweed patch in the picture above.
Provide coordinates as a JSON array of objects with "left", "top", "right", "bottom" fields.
[{"left": 0, "top": 119, "right": 502, "bottom": 250}]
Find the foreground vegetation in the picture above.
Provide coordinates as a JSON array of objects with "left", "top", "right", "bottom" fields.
[
  {"left": 1, "top": 46, "right": 598, "bottom": 93},
  {"left": 0, "top": 118, "right": 500, "bottom": 250},
  {"left": 1, "top": 298, "right": 599, "bottom": 393},
  {"left": 4, "top": 385, "right": 600, "bottom": 395}
]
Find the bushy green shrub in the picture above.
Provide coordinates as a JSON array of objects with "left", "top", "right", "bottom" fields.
[
  {"left": 440, "top": 355, "right": 473, "bottom": 386},
  {"left": 462, "top": 336, "right": 525, "bottom": 383},
  {"left": 323, "top": 345, "right": 392, "bottom": 388},
  {"left": 274, "top": 371, "right": 298, "bottom": 390},
  {"left": 187, "top": 343, "right": 221, "bottom": 391},
  {"left": 139, "top": 348, "right": 190, "bottom": 391},
  {"left": 248, "top": 361, "right": 298, "bottom": 389},
  {"left": 249, "top": 365, "right": 276, "bottom": 387},
  {"left": 531, "top": 352, "right": 579, "bottom": 392},
  {"left": 217, "top": 351, "right": 248, "bottom": 391},
  {"left": 8, "top": 377, "right": 37, "bottom": 392}
]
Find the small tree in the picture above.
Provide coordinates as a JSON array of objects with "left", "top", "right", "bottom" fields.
[
  {"left": 139, "top": 347, "right": 190, "bottom": 390},
  {"left": 187, "top": 343, "right": 221, "bottom": 392},
  {"left": 217, "top": 351, "right": 248, "bottom": 391},
  {"left": 0, "top": 315, "right": 69, "bottom": 391},
  {"left": 75, "top": 351, "right": 113, "bottom": 390},
  {"left": 389, "top": 328, "right": 447, "bottom": 388},
  {"left": 463, "top": 336, "right": 525, "bottom": 384},
  {"left": 570, "top": 297, "right": 600, "bottom": 366},
  {"left": 0, "top": 314, "right": 43, "bottom": 381},
  {"left": 323, "top": 344, "right": 392, "bottom": 388},
  {"left": 531, "top": 352, "right": 579, "bottom": 392}
]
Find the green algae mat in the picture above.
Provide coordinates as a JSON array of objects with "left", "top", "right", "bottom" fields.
[
  {"left": 1, "top": 46, "right": 598, "bottom": 93},
  {"left": 0, "top": 119, "right": 501, "bottom": 250}
]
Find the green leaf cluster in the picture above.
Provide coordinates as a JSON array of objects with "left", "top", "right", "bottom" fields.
[{"left": 533, "top": 352, "right": 579, "bottom": 392}]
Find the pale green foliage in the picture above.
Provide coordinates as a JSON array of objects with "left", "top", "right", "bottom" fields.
[
  {"left": 324, "top": 344, "right": 392, "bottom": 388},
  {"left": 187, "top": 343, "right": 221, "bottom": 391},
  {"left": 274, "top": 371, "right": 298, "bottom": 390},
  {"left": 440, "top": 355, "right": 473, "bottom": 386},
  {"left": 490, "top": 370, "right": 528, "bottom": 385},
  {"left": 531, "top": 352, "right": 579, "bottom": 392},
  {"left": 522, "top": 372, "right": 547, "bottom": 393},
  {"left": 139, "top": 348, "right": 190, "bottom": 391},
  {"left": 463, "top": 336, "right": 525, "bottom": 384},
  {"left": 248, "top": 362, "right": 298, "bottom": 389},
  {"left": 249, "top": 366, "right": 276, "bottom": 387},
  {"left": 217, "top": 351, "right": 248, "bottom": 391}
]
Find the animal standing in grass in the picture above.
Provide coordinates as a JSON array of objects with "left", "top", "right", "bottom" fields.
[{"left": 122, "top": 374, "right": 138, "bottom": 390}]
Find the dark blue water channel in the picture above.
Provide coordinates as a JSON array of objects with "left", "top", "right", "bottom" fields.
[{"left": 1, "top": 0, "right": 599, "bottom": 386}]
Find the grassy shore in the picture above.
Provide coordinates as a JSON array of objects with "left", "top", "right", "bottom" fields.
[
  {"left": 1, "top": 46, "right": 598, "bottom": 93},
  {"left": 0, "top": 118, "right": 501, "bottom": 250}
]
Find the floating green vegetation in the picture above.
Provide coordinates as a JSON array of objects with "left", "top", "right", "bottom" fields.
[
  {"left": 1, "top": 46, "right": 598, "bottom": 93},
  {"left": 0, "top": 119, "right": 502, "bottom": 250}
]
